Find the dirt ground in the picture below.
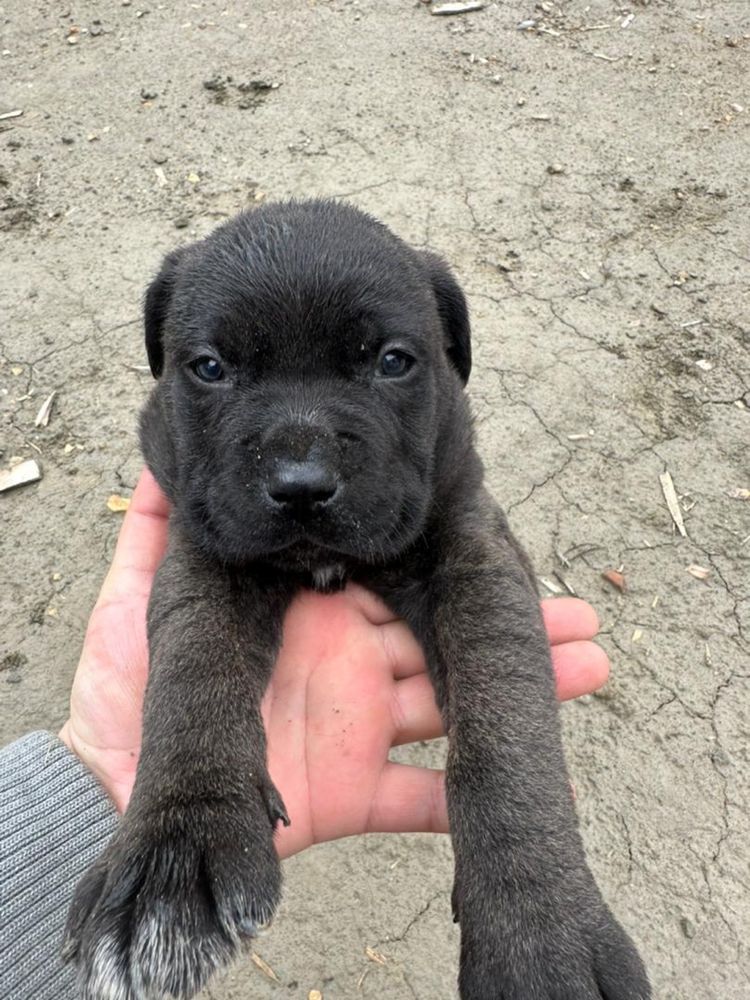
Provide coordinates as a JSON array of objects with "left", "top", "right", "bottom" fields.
[{"left": 1, "top": 1, "right": 748, "bottom": 997}]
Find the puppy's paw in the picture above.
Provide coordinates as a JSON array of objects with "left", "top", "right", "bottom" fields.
[
  {"left": 63, "top": 788, "right": 285, "bottom": 1000},
  {"left": 455, "top": 881, "right": 650, "bottom": 1000}
]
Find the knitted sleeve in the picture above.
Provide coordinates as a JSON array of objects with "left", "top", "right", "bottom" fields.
[{"left": 0, "top": 732, "right": 118, "bottom": 1000}]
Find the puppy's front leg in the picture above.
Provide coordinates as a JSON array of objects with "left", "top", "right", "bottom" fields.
[
  {"left": 405, "top": 506, "right": 650, "bottom": 1000},
  {"left": 63, "top": 536, "right": 292, "bottom": 1000}
]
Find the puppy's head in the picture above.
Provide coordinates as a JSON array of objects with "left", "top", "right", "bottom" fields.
[{"left": 140, "top": 199, "right": 472, "bottom": 570}]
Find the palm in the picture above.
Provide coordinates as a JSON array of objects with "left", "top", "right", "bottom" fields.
[
  {"left": 265, "top": 587, "right": 438, "bottom": 858},
  {"left": 62, "top": 470, "right": 609, "bottom": 858}
]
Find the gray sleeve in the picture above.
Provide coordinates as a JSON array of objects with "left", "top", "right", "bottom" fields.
[{"left": 0, "top": 732, "right": 119, "bottom": 1000}]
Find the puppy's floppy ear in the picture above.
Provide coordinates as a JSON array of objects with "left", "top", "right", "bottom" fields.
[
  {"left": 144, "top": 249, "right": 184, "bottom": 378},
  {"left": 421, "top": 251, "right": 472, "bottom": 385}
]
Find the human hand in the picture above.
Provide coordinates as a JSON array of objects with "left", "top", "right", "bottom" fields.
[{"left": 60, "top": 469, "right": 609, "bottom": 859}]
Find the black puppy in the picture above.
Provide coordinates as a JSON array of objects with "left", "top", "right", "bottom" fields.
[{"left": 64, "top": 200, "right": 650, "bottom": 1000}]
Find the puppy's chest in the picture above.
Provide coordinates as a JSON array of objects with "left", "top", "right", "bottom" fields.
[{"left": 310, "top": 562, "right": 347, "bottom": 593}]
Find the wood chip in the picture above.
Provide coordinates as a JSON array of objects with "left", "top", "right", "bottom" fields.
[
  {"left": 34, "top": 390, "right": 56, "bottom": 428},
  {"left": 308, "top": 992, "right": 323, "bottom": 1000},
  {"left": 0, "top": 108, "right": 23, "bottom": 121},
  {"left": 602, "top": 569, "right": 626, "bottom": 592},
  {"left": 726, "top": 487, "right": 750, "bottom": 500},
  {"left": 0, "top": 459, "right": 42, "bottom": 492},
  {"left": 431, "top": 1, "right": 486, "bottom": 14},
  {"left": 365, "top": 946, "right": 387, "bottom": 965},
  {"left": 631, "top": 628, "right": 642, "bottom": 642},
  {"left": 106, "top": 493, "right": 131, "bottom": 512},
  {"left": 659, "top": 471, "right": 687, "bottom": 537},
  {"left": 686, "top": 564, "right": 711, "bottom": 581},
  {"left": 554, "top": 571, "right": 576, "bottom": 595},
  {"left": 154, "top": 166, "right": 168, "bottom": 187},
  {"left": 539, "top": 576, "right": 563, "bottom": 595},
  {"left": 250, "top": 952, "right": 279, "bottom": 982},
  {"left": 125, "top": 363, "right": 152, "bottom": 373}
]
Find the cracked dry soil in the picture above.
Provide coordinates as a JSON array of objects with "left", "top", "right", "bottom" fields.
[{"left": 1, "top": 2, "right": 748, "bottom": 998}]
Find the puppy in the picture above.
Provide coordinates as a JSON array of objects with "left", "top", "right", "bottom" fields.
[{"left": 64, "top": 200, "right": 650, "bottom": 1000}]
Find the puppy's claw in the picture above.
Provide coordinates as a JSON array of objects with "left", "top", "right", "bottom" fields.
[
  {"left": 239, "top": 914, "right": 273, "bottom": 938},
  {"left": 60, "top": 936, "right": 78, "bottom": 963},
  {"left": 261, "top": 782, "right": 290, "bottom": 828},
  {"left": 451, "top": 883, "right": 460, "bottom": 924}
]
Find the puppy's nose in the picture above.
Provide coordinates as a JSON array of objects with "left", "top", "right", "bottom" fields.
[{"left": 266, "top": 459, "right": 338, "bottom": 507}]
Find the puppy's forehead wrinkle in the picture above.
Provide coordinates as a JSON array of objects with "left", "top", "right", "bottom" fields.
[{"left": 182, "top": 201, "right": 428, "bottom": 333}]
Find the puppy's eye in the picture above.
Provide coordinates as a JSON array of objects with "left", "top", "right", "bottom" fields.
[
  {"left": 192, "top": 357, "right": 224, "bottom": 382},
  {"left": 378, "top": 350, "right": 414, "bottom": 378}
]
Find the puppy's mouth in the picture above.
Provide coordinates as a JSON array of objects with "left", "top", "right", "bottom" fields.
[
  {"left": 187, "top": 464, "right": 423, "bottom": 569},
  {"left": 259, "top": 504, "right": 369, "bottom": 561}
]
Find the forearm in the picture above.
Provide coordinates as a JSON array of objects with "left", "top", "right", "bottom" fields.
[{"left": 0, "top": 732, "right": 118, "bottom": 1000}]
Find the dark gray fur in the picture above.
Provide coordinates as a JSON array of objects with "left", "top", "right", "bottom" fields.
[{"left": 63, "top": 200, "right": 650, "bottom": 1000}]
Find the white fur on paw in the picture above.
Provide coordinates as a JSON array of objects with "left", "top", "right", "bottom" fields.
[
  {"left": 129, "top": 906, "right": 237, "bottom": 1000},
  {"left": 81, "top": 933, "right": 134, "bottom": 1000}
]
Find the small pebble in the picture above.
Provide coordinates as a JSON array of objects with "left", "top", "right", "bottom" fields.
[{"left": 679, "top": 917, "right": 695, "bottom": 939}]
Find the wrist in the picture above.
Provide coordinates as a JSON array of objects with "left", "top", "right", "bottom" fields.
[
  {"left": 58, "top": 718, "right": 75, "bottom": 755},
  {"left": 58, "top": 720, "right": 130, "bottom": 814}
]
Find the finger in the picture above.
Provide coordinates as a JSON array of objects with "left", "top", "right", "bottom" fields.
[
  {"left": 350, "top": 589, "right": 601, "bottom": 657},
  {"left": 380, "top": 620, "right": 428, "bottom": 680},
  {"left": 542, "top": 597, "right": 599, "bottom": 646},
  {"left": 367, "top": 763, "right": 448, "bottom": 835},
  {"left": 552, "top": 640, "right": 610, "bottom": 700},
  {"left": 344, "top": 582, "right": 399, "bottom": 625},
  {"left": 98, "top": 468, "right": 170, "bottom": 603},
  {"left": 392, "top": 638, "right": 610, "bottom": 747},
  {"left": 392, "top": 674, "right": 443, "bottom": 746},
  {"left": 350, "top": 590, "right": 600, "bottom": 643},
  {"left": 127, "top": 467, "right": 170, "bottom": 519}
]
